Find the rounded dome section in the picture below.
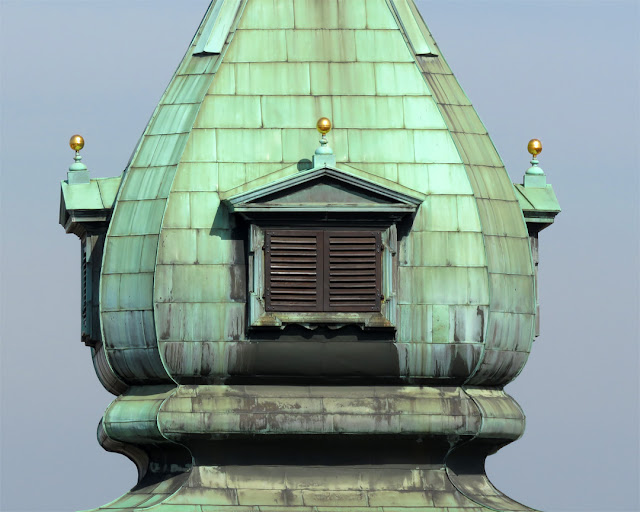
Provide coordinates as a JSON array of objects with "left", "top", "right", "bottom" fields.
[{"left": 99, "top": 0, "right": 535, "bottom": 389}]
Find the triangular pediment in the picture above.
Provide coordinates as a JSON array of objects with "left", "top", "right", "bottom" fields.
[{"left": 225, "top": 166, "right": 423, "bottom": 218}]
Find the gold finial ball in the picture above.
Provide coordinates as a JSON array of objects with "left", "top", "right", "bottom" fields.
[
  {"left": 70, "top": 134, "right": 85, "bottom": 152},
  {"left": 527, "top": 138, "right": 542, "bottom": 157},
  {"left": 316, "top": 117, "right": 332, "bottom": 135}
]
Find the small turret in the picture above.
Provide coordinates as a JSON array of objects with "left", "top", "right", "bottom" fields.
[
  {"left": 514, "top": 138, "right": 561, "bottom": 232},
  {"left": 514, "top": 139, "right": 562, "bottom": 337}
]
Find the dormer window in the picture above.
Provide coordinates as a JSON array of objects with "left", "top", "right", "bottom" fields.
[{"left": 224, "top": 166, "right": 423, "bottom": 329}]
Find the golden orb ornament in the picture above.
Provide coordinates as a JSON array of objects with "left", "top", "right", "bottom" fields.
[
  {"left": 70, "top": 134, "right": 85, "bottom": 152},
  {"left": 527, "top": 139, "right": 542, "bottom": 157},
  {"left": 316, "top": 117, "right": 332, "bottom": 135}
]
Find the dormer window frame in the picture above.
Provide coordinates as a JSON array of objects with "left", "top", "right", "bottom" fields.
[{"left": 224, "top": 165, "right": 422, "bottom": 330}]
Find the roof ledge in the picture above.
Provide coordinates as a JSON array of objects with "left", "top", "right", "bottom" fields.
[
  {"left": 224, "top": 165, "right": 423, "bottom": 222},
  {"left": 514, "top": 183, "right": 561, "bottom": 233},
  {"left": 59, "top": 176, "right": 121, "bottom": 238}
]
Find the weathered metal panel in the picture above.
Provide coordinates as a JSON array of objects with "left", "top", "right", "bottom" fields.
[
  {"left": 431, "top": 304, "right": 450, "bottom": 342},
  {"left": 427, "top": 164, "right": 474, "bottom": 194},
  {"left": 182, "top": 129, "right": 218, "bottom": 162},
  {"left": 287, "top": 29, "right": 357, "bottom": 62},
  {"left": 236, "top": 62, "right": 311, "bottom": 95},
  {"left": 117, "top": 166, "right": 174, "bottom": 201},
  {"left": 333, "top": 96, "right": 404, "bottom": 129},
  {"left": 103, "top": 386, "right": 174, "bottom": 443},
  {"left": 489, "top": 274, "right": 535, "bottom": 314},
  {"left": 414, "top": 195, "right": 458, "bottom": 231},
  {"left": 103, "top": 344, "right": 168, "bottom": 381},
  {"left": 172, "top": 162, "right": 219, "bottom": 192},
  {"left": 483, "top": 235, "right": 533, "bottom": 275},
  {"left": 135, "top": 134, "right": 190, "bottom": 167},
  {"left": 475, "top": 198, "right": 529, "bottom": 238},
  {"left": 514, "top": 182, "right": 562, "bottom": 213},
  {"left": 91, "top": 341, "right": 129, "bottom": 396},
  {"left": 375, "top": 62, "right": 430, "bottom": 95},
  {"left": 156, "top": 306, "right": 245, "bottom": 343},
  {"left": 117, "top": 274, "right": 155, "bottom": 311},
  {"left": 237, "top": 0, "right": 294, "bottom": 29},
  {"left": 194, "top": 0, "right": 243, "bottom": 55},
  {"left": 292, "top": 0, "right": 367, "bottom": 29},
  {"left": 159, "top": 340, "right": 237, "bottom": 379},
  {"left": 208, "top": 63, "right": 236, "bottom": 94},
  {"left": 225, "top": 29, "right": 287, "bottom": 62},
  {"left": 217, "top": 129, "right": 283, "bottom": 162},
  {"left": 466, "top": 164, "right": 517, "bottom": 200},
  {"left": 401, "top": 232, "right": 486, "bottom": 267},
  {"left": 155, "top": 264, "right": 246, "bottom": 304},
  {"left": 396, "top": 163, "right": 429, "bottom": 192},
  {"left": 343, "top": 162, "right": 399, "bottom": 183},
  {"left": 156, "top": 385, "right": 486, "bottom": 437},
  {"left": 355, "top": 29, "right": 415, "bottom": 62},
  {"left": 158, "top": 229, "right": 198, "bottom": 265},
  {"left": 197, "top": 95, "right": 262, "bottom": 129},
  {"left": 414, "top": 130, "right": 463, "bottom": 164},
  {"left": 484, "top": 312, "right": 535, "bottom": 352},
  {"left": 424, "top": 72, "right": 472, "bottom": 106},
  {"left": 108, "top": 199, "right": 166, "bottom": 236},
  {"left": 399, "top": 267, "right": 472, "bottom": 305},
  {"left": 403, "top": 96, "right": 448, "bottom": 130},
  {"left": 438, "top": 103, "right": 487, "bottom": 135},
  {"left": 466, "top": 347, "right": 532, "bottom": 386},
  {"left": 101, "top": 235, "right": 157, "bottom": 274},
  {"left": 405, "top": 340, "right": 483, "bottom": 378},
  {"left": 60, "top": 181, "right": 103, "bottom": 210},
  {"left": 397, "top": 304, "right": 432, "bottom": 343},
  {"left": 391, "top": 0, "right": 435, "bottom": 56},
  {"left": 162, "top": 192, "right": 191, "bottom": 228},
  {"left": 148, "top": 104, "right": 201, "bottom": 135},
  {"left": 348, "top": 129, "right": 414, "bottom": 163},
  {"left": 163, "top": 74, "right": 213, "bottom": 104},
  {"left": 310, "top": 62, "right": 376, "bottom": 95},
  {"left": 190, "top": 192, "right": 222, "bottom": 228},
  {"left": 262, "top": 95, "right": 333, "bottom": 129}
]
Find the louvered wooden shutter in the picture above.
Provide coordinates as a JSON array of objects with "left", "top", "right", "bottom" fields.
[
  {"left": 265, "top": 230, "right": 322, "bottom": 311},
  {"left": 265, "top": 229, "right": 382, "bottom": 313},
  {"left": 324, "top": 231, "right": 381, "bottom": 312},
  {"left": 81, "top": 240, "right": 89, "bottom": 335}
]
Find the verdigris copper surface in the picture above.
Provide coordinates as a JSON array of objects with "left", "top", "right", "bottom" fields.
[{"left": 59, "top": 0, "right": 560, "bottom": 510}]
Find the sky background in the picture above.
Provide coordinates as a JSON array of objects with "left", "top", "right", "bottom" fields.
[{"left": 0, "top": 1, "right": 638, "bottom": 511}]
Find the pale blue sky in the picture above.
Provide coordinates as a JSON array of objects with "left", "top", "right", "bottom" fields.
[{"left": 0, "top": 1, "right": 638, "bottom": 511}]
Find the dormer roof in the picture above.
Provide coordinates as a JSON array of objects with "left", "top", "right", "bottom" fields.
[
  {"left": 225, "top": 165, "right": 423, "bottom": 220},
  {"left": 59, "top": 176, "right": 121, "bottom": 236}
]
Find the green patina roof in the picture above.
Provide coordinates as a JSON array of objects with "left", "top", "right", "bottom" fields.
[
  {"left": 99, "top": 0, "right": 537, "bottom": 385},
  {"left": 59, "top": 176, "right": 122, "bottom": 235},
  {"left": 58, "top": 3, "right": 560, "bottom": 510},
  {"left": 61, "top": 176, "right": 121, "bottom": 212},
  {"left": 60, "top": 0, "right": 559, "bottom": 389},
  {"left": 514, "top": 183, "right": 561, "bottom": 225}
]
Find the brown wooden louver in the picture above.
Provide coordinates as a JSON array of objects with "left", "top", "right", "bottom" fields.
[
  {"left": 265, "top": 230, "right": 381, "bottom": 312},
  {"left": 81, "top": 240, "right": 88, "bottom": 336}
]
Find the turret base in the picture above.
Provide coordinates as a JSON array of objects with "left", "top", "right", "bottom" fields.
[
  {"left": 86, "top": 462, "right": 537, "bottom": 511},
  {"left": 86, "top": 385, "right": 538, "bottom": 511}
]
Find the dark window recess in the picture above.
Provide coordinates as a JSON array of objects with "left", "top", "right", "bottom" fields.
[
  {"left": 265, "top": 230, "right": 381, "bottom": 312},
  {"left": 81, "top": 239, "right": 89, "bottom": 336}
]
